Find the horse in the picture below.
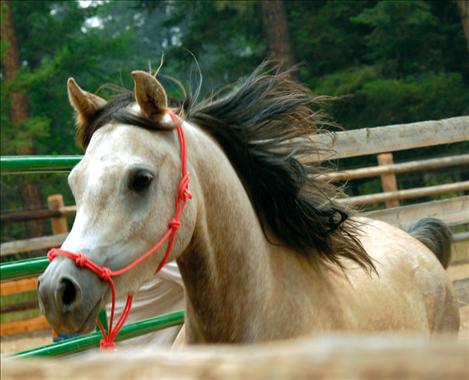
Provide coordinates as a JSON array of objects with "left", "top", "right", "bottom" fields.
[{"left": 37, "top": 64, "right": 459, "bottom": 344}]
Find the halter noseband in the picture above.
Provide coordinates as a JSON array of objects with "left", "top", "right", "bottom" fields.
[{"left": 48, "top": 111, "right": 191, "bottom": 349}]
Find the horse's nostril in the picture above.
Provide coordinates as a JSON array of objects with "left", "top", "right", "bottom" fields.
[{"left": 58, "top": 277, "right": 79, "bottom": 311}]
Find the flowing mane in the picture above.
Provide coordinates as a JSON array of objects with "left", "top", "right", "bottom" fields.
[
  {"left": 78, "top": 64, "right": 373, "bottom": 272},
  {"left": 188, "top": 65, "right": 372, "bottom": 271}
]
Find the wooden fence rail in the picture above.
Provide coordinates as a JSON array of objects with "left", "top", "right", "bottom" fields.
[
  {"left": 0, "top": 233, "right": 68, "bottom": 256},
  {"left": 365, "top": 196, "right": 469, "bottom": 228},
  {"left": 1, "top": 300, "right": 38, "bottom": 314},
  {"left": 311, "top": 116, "right": 469, "bottom": 161},
  {"left": 0, "top": 278, "right": 38, "bottom": 296},
  {"left": 3, "top": 150, "right": 467, "bottom": 225},
  {"left": 1, "top": 316, "right": 50, "bottom": 336},
  {"left": 1, "top": 209, "right": 61, "bottom": 224},
  {"left": 345, "top": 181, "right": 469, "bottom": 206},
  {"left": 2, "top": 336, "right": 468, "bottom": 379},
  {"left": 328, "top": 153, "right": 469, "bottom": 181},
  {"left": 2, "top": 197, "right": 468, "bottom": 257}
]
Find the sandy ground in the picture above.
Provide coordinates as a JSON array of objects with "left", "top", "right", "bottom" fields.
[
  {"left": 1, "top": 330, "right": 52, "bottom": 355},
  {"left": 1, "top": 264, "right": 468, "bottom": 355}
]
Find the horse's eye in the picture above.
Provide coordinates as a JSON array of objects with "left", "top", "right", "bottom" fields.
[{"left": 129, "top": 170, "right": 153, "bottom": 192}]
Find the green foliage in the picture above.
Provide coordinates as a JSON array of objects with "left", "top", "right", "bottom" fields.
[
  {"left": 1, "top": 0, "right": 468, "bottom": 241},
  {"left": 1, "top": 117, "right": 50, "bottom": 154},
  {"left": 214, "top": 0, "right": 255, "bottom": 14},
  {"left": 1, "top": 0, "right": 135, "bottom": 158},
  {"left": 351, "top": 1, "right": 440, "bottom": 76},
  {"left": 315, "top": 69, "right": 469, "bottom": 128}
]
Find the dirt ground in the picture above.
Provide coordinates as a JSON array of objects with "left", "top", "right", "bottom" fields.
[
  {"left": 1, "top": 330, "right": 52, "bottom": 355},
  {"left": 1, "top": 264, "right": 468, "bottom": 355}
]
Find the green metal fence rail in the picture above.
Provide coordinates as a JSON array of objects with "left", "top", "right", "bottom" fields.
[
  {"left": 0, "top": 256, "right": 49, "bottom": 281},
  {"left": 13, "top": 310, "right": 185, "bottom": 358},
  {"left": 1, "top": 155, "right": 82, "bottom": 175},
  {"left": 0, "top": 257, "right": 185, "bottom": 357},
  {"left": 1, "top": 155, "right": 185, "bottom": 357}
]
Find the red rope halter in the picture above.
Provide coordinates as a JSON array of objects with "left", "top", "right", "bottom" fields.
[{"left": 48, "top": 111, "right": 191, "bottom": 349}]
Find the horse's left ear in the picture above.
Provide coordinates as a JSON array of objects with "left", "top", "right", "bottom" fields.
[
  {"left": 67, "top": 78, "right": 106, "bottom": 123},
  {"left": 131, "top": 71, "right": 177, "bottom": 129}
]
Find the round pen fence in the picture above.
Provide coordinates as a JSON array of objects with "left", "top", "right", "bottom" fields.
[
  {"left": 0, "top": 157, "right": 186, "bottom": 358},
  {"left": 1, "top": 116, "right": 468, "bottom": 359}
]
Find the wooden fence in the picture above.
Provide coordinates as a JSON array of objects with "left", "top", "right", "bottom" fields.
[
  {"left": 1, "top": 116, "right": 468, "bottom": 336},
  {"left": 3, "top": 335, "right": 468, "bottom": 379},
  {"left": 0, "top": 195, "right": 68, "bottom": 336}
]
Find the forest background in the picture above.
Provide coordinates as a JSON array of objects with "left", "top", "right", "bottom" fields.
[{"left": 1, "top": 0, "right": 468, "bottom": 244}]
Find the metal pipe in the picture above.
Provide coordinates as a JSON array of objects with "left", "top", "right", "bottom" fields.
[
  {"left": 13, "top": 310, "right": 185, "bottom": 358},
  {"left": 1, "top": 156, "right": 82, "bottom": 175},
  {"left": 0, "top": 257, "right": 49, "bottom": 281}
]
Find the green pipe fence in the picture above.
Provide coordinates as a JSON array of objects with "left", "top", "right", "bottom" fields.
[
  {"left": 1, "top": 156, "right": 185, "bottom": 357},
  {"left": 13, "top": 310, "right": 185, "bottom": 358},
  {"left": 1, "top": 256, "right": 49, "bottom": 281},
  {"left": 1, "top": 155, "right": 82, "bottom": 175},
  {"left": 0, "top": 257, "right": 185, "bottom": 357}
]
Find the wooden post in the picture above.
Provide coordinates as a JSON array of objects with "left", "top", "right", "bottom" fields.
[
  {"left": 377, "top": 153, "right": 399, "bottom": 208},
  {"left": 47, "top": 194, "right": 68, "bottom": 235},
  {"left": 47, "top": 194, "right": 68, "bottom": 338}
]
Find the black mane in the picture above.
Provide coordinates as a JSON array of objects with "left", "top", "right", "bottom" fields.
[{"left": 80, "top": 64, "right": 373, "bottom": 272}]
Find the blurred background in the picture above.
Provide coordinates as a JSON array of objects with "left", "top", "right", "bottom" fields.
[{"left": 1, "top": 0, "right": 468, "bottom": 243}]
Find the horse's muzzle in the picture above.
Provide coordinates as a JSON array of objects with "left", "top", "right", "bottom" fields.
[{"left": 37, "top": 258, "right": 106, "bottom": 334}]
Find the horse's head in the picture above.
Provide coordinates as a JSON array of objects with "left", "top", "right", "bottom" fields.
[{"left": 38, "top": 72, "right": 197, "bottom": 333}]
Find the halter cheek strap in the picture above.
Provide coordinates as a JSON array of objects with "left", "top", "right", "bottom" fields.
[{"left": 48, "top": 111, "right": 191, "bottom": 349}]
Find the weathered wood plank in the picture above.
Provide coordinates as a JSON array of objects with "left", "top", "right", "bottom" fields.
[
  {"left": 0, "top": 278, "right": 37, "bottom": 296},
  {"left": 0, "top": 233, "right": 68, "bottom": 256},
  {"left": 0, "top": 315, "right": 49, "bottom": 336},
  {"left": 377, "top": 152, "right": 399, "bottom": 208},
  {"left": 329, "top": 154, "right": 469, "bottom": 181},
  {"left": 0, "top": 300, "right": 38, "bottom": 314},
  {"left": 346, "top": 181, "right": 469, "bottom": 206},
  {"left": 365, "top": 196, "right": 469, "bottom": 228},
  {"left": 312, "top": 116, "right": 469, "bottom": 160},
  {"left": 60, "top": 205, "right": 77, "bottom": 216},
  {"left": 48, "top": 194, "right": 68, "bottom": 235},
  {"left": 0, "top": 209, "right": 61, "bottom": 224},
  {"left": 2, "top": 336, "right": 467, "bottom": 379}
]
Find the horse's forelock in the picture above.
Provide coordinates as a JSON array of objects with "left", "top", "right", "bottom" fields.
[{"left": 78, "top": 91, "right": 172, "bottom": 149}]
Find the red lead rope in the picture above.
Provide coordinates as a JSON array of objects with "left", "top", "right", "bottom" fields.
[{"left": 47, "top": 111, "right": 191, "bottom": 349}]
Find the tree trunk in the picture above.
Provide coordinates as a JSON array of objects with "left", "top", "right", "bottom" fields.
[
  {"left": 1, "top": 0, "right": 45, "bottom": 237},
  {"left": 457, "top": 0, "right": 469, "bottom": 53},
  {"left": 259, "top": 0, "right": 298, "bottom": 80}
]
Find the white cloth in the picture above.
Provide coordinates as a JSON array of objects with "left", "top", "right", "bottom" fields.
[{"left": 106, "top": 262, "right": 185, "bottom": 347}]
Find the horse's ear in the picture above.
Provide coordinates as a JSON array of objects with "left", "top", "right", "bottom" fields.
[
  {"left": 131, "top": 71, "right": 176, "bottom": 128},
  {"left": 67, "top": 78, "right": 106, "bottom": 125}
]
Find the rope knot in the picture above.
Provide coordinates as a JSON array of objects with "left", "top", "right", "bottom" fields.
[
  {"left": 98, "top": 267, "right": 112, "bottom": 282},
  {"left": 184, "top": 188, "right": 193, "bottom": 200},
  {"left": 169, "top": 219, "right": 181, "bottom": 230},
  {"left": 100, "top": 339, "right": 115, "bottom": 350},
  {"left": 47, "top": 249, "right": 58, "bottom": 262},
  {"left": 178, "top": 174, "right": 192, "bottom": 201},
  {"left": 75, "top": 253, "right": 88, "bottom": 268}
]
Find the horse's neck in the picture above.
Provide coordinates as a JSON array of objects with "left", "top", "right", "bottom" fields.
[
  {"left": 177, "top": 124, "right": 331, "bottom": 343},
  {"left": 177, "top": 124, "right": 276, "bottom": 342}
]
